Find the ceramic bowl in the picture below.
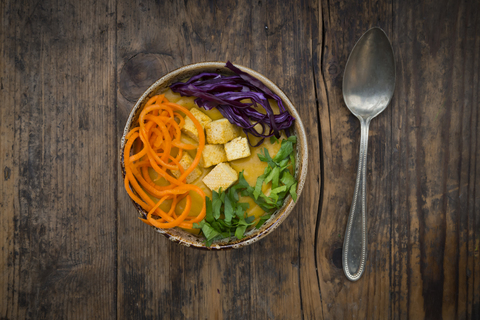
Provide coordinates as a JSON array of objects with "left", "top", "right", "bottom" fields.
[{"left": 120, "top": 62, "right": 308, "bottom": 250}]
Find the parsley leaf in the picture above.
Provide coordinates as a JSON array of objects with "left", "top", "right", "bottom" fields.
[
  {"left": 224, "top": 194, "right": 234, "bottom": 225},
  {"left": 252, "top": 136, "right": 299, "bottom": 210},
  {"left": 234, "top": 206, "right": 243, "bottom": 219},
  {"left": 193, "top": 222, "right": 201, "bottom": 229},
  {"left": 200, "top": 221, "right": 221, "bottom": 241},
  {"left": 253, "top": 171, "right": 267, "bottom": 200},
  {"left": 270, "top": 135, "right": 280, "bottom": 144},
  {"left": 212, "top": 190, "right": 222, "bottom": 220},
  {"left": 235, "top": 225, "right": 248, "bottom": 239},
  {"left": 290, "top": 182, "right": 298, "bottom": 201},
  {"left": 287, "top": 136, "right": 297, "bottom": 144},
  {"left": 289, "top": 153, "right": 295, "bottom": 172},
  {"left": 281, "top": 171, "right": 295, "bottom": 189},
  {"left": 255, "top": 213, "right": 272, "bottom": 229},
  {"left": 196, "top": 136, "right": 299, "bottom": 247},
  {"left": 274, "top": 139, "right": 294, "bottom": 162},
  {"left": 205, "top": 197, "right": 214, "bottom": 223},
  {"left": 258, "top": 148, "right": 276, "bottom": 168},
  {"left": 198, "top": 184, "right": 257, "bottom": 246},
  {"left": 264, "top": 166, "right": 279, "bottom": 185}
]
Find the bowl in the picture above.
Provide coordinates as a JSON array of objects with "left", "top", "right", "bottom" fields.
[{"left": 120, "top": 62, "right": 308, "bottom": 250}]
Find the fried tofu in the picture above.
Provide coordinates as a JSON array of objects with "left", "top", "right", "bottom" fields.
[
  {"left": 202, "top": 162, "right": 238, "bottom": 192},
  {"left": 170, "top": 153, "right": 202, "bottom": 184},
  {"left": 224, "top": 137, "right": 251, "bottom": 161},
  {"left": 201, "top": 144, "right": 228, "bottom": 168},
  {"left": 205, "top": 119, "right": 239, "bottom": 144},
  {"left": 181, "top": 108, "right": 212, "bottom": 142}
]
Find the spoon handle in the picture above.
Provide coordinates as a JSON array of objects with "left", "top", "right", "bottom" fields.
[{"left": 343, "top": 118, "right": 370, "bottom": 281}]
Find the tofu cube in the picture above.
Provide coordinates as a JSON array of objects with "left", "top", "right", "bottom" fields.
[
  {"left": 202, "top": 163, "right": 238, "bottom": 192},
  {"left": 170, "top": 153, "right": 202, "bottom": 184},
  {"left": 224, "top": 137, "right": 251, "bottom": 161},
  {"left": 181, "top": 108, "right": 212, "bottom": 142},
  {"left": 201, "top": 144, "right": 228, "bottom": 168},
  {"left": 205, "top": 119, "right": 239, "bottom": 144}
]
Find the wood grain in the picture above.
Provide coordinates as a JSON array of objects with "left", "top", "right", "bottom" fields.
[
  {"left": 0, "top": 0, "right": 117, "bottom": 318},
  {"left": 314, "top": 0, "right": 394, "bottom": 318},
  {"left": 0, "top": 0, "right": 18, "bottom": 317},
  {"left": 315, "top": 0, "right": 480, "bottom": 319},
  {"left": 0, "top": 0, "right": 479, "bottom": 319},
  {"left": 115, "top": 0, "right": 321, "bottom": 319}
]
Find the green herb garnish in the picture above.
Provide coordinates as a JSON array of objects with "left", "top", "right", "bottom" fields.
[
  {"left": 270, "top": 135, "right": 280, "bottom": 144},
  {"left": 195, "top": 136, "right": 298, "bottom": 247},
  {"left": 246, "top": 136, "right": 298, "bottom": 212},
  {"left": 193, "top": 179, "right": 256, "bottom": 246}
]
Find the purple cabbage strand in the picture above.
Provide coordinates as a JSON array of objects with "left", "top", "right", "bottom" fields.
[{"left": 169, "top": 61, "right": 295, "bottom": 146}]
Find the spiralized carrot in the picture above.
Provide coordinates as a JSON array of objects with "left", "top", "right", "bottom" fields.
[{"left": 123, "top": 94, "right": 206, "bottom": 229}]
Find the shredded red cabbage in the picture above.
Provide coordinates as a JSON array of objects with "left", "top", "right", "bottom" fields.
[{"left": 170, "top": 61, "right": 295, "bottom": 146}]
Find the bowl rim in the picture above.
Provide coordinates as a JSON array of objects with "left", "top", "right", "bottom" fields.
[{"left": 120, "top": 61, "right": 308, "bottom": 250}]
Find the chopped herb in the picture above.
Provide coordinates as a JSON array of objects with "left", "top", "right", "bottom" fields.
[
  {"left": 229, "top": 136, "right": 299, "bottom": 214},
  {"left": 237, "top": 202, "right": 250, "bottom": 211},
  {"left": 271, "top": 185, "right": 288, "bottom": 194},
  {"left": 280, "top": 171, "right": 295, "bottom": 189},
  {"left": 224, "top": 194, "right": 234, "bottom": 225},
  {"left": 264, "top": 166, "right": 279, "bottom": 186},
  {"left": 290, "top": 182, "right": 298, "bottom": 201},
  {"left": 270, "top": 135, "right": 280, "bottom": 144},
  {"left": 197, "top": 177, "right": 258, "bottom": 247},
  {"left": 249, "top": 136, "right": 298, "bottom": 210},
  {"left": 253, "top": 170, "right": 267, "bottom": 200},
  {"left": 212, "top": 191, "right": 222, "bottom": 220},
  {"left": 278, "top": 158, "right": 290, "bottom": 169},
  {"left": 205, "top": 197, "right": 214, "bottom": 223},
  {"left": 235, "top": 206, "right": 244, "bottom": 218},
  {"left": 287, "top": 136, "right": 297, "bottom": 143},
  {"left": 196, "top": 136, "right": 299, "bottom": 247},
  {"left": 255, "top": 213, "right": 272, "bottom": 229},
  {"left": 235, "top": 225, "right": 248, "bottom": 239},
  {"left": 274, "top": 138, "right": 295, "bottom": 162},
  {"left": 272, "top": 167, "right": 280, "bottom": 189},
  {"left": 198, "top": 220, "right": 221, "bottom": 241},
  {"left": 258, "top": 148, "right": 276, "bottom": 168}
]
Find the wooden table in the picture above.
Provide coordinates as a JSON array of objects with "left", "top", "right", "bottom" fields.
[{"left": 1, "top": 0, "right": 479, "bottom": 319}]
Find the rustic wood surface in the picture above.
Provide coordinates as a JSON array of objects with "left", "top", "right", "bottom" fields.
[{"left": 1, "top": 0, "right": 479, "bottom": 319}]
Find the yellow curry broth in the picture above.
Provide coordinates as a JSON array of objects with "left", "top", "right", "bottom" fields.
[{"left": 136, "top": 88, "right": 286, "bottom": 232}]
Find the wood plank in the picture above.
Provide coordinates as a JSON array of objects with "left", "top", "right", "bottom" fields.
[
  {"left": 1, "top": 0, "right": 478, "bottom": 318},
  {"left": 0, "top": 0, "right": 117, "bottom": 318},
  {"left": 0, "top": 0, "right": 20, "bottom": 318},
  {"left": 391, "top": 1, "right": 480, "bottom": 319},
  {"left": 314, "top": 0, "right": 393, "bottom": 318},
  {"left": 116, "top": 0, "right": 322, "bottom": 318},
  {"left": 315, "top": 0, "right": 480, "bottom": 319}
]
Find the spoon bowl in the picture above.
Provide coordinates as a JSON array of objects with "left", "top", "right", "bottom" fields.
[
  {"left": 342, "top": 27, "right": 395, "bottom": 281},
  {"left": 343, "top": 28, "right": 396, "bottom": 119}
]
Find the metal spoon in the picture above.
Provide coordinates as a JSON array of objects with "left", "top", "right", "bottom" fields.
[{"left": 342, "top": 27, "right": 395, "bottom": 281}]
